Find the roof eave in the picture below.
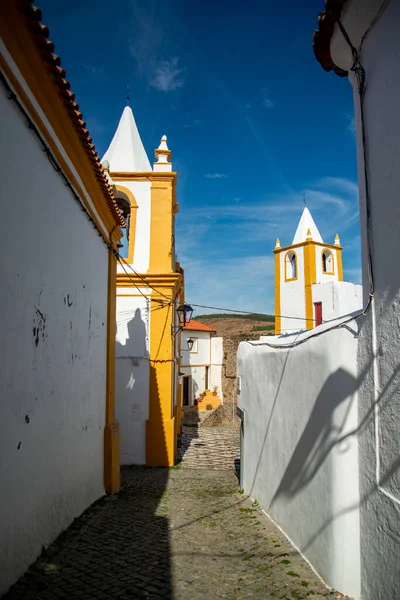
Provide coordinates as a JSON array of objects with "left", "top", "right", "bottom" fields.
[{"left": 313, "top": 0, "right": 350, "bottom": 77}]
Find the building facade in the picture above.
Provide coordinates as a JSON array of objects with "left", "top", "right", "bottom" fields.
[
  {"left": 238, "top": 206, "right": 363, "bottom": 597},
  {"left": 102, "top": 107, "right": 184, "bottom": 467},
  {"left": 0, "top": 1, "right": 122, "bottom": 593},
  {"left": 275, "top": 207, "right": 361, "bottom": 334},
  {"left": 314, "top": 1, "right": 400, "bottom": 598},
  {"left": 180, "top": 321, "right": 223, "bottom": 407}
]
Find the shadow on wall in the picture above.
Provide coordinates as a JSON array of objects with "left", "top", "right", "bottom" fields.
[
  {"left": 116, "top": 307, "right": 148, "bottom": 358},
  {"left": 115, "top": 307, "right": 149, "bottom": 465},
  {"left": 246, "top": 325, "right": 400, "bottom": 555},
  {"left": 271, "top": 366, "right": 360, "bottom": 503}
]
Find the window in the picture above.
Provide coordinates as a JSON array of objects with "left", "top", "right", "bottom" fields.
[
  {"left": 285, "top": 251, "right": 297, "bottom": 280},
  {"left": 322, "top": 249, "right": 334, "bottom": 274},
  {"left": 116, "top": 197, "right": 130, "bottom": 259}
]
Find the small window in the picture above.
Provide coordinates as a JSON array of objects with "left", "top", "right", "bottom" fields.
[
  {"left": 322, "top": 249, "right": 334, "bottom": 274},
  {"left": 116, "top": 197, "right": 130, "bottom": 259},
  {"left": 285, "top": 251, "right": 297, "bottom": 280}
]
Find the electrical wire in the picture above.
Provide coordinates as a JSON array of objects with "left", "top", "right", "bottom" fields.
[
  {"left": 0, "top": 67, "right": 181, "bottom": 311},
  {"left": 1, "top": 60, "right": 373, "bottom": 342}
]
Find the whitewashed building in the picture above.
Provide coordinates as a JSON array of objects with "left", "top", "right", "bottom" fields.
[
  {"left": 238, "top": 2, "right": 400, "bottom": 599},
  {"left": 102, "top": 105, "right": 184, "bottom": 467},
  {"left": 313, "top": 1, "right": 400, "bottom": 598},
  {"left": 275, "top": 207, "right": 362, "bottom": 333},
  {"left": 0, "top": 2, "right": 122, "bottom": 594},
  {"left": 238, "top": 206, "right": 362, "bottom": 597},
  {"left": 180, "top": 320, "right": 223, "bottom": 406}
]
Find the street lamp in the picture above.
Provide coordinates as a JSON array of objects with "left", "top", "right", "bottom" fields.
[
  {"left": 176, "top": 303, "right": 193, "bottom": 326},
  {"left": 187, "top": 338, "right": 195, "bottom": 352}
]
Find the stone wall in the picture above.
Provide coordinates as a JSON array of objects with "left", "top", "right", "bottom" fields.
[{"left": 203, "top": 336, "right": 240, "bottom": 427}]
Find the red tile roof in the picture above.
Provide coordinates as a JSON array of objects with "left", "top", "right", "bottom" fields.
[
  {"left": 18, "top": 0, "right": 125, "bottom": 227},
  {"left": 182, "top": 320, "right": 217, "bottom": 333},
  {"left": 313, "top": 0, "right": 349, "bottom": 78}
]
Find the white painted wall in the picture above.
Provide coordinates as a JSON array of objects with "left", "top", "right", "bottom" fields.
[
  {"left": 280, "top": 246, "right": 306, "bottom": 332},
  {"left": 115, "top": 295, "right": 150, "bottom": 464},
  {"left": 312, "top": 281, "right": 362, "bottom": 323},
  {"left": 180, "top": 331, "right": 223, "bottom": 402},
  {"left": 115, "top": 180, "right": 151, "bottom": 274},
  {"left": 331, "top": 1, "right": 400, "bottom": 598},
  {"left": 181, "top": 330, "right": 211, "bottom": 367},
  {"left": 181, "top": 331, "right": 210, "bottom": 400},
  {"left": 237, "top": 320, "right": 361, "bottom": 598},
  {"left": 0, "top": 84, "right": 108, "bottom": 594}
]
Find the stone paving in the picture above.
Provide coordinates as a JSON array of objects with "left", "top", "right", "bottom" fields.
[
  {"left": 4, "top": 429, "right": 345, "bottom": 600},
  {"left": 178, "top": 425, "right": 240, "bottom": 471}
]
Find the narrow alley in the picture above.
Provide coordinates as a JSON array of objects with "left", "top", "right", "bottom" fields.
[{"left": 4, "top": 427, "right": 344, "bottom": 600}]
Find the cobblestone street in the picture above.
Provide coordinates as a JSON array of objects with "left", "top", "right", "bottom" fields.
[
  {"left": 4, "top": 428, "right": 341, "bottom": 600},
  {"left": 178, "top": 425, "right": 240, "bottom": 471}
]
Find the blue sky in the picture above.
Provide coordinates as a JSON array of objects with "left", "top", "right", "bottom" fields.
[{"left": 39, "top": 0, "right": 361, "bottom": 315}]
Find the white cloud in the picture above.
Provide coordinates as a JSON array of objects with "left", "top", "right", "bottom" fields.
[
  {"left": 205, "top": 173, "right": 228, "bottom": 179},
  {"left": 151, "top": 57, "right": 185, "bottom": 92},
  {"left": 129, "top": 4, "right": 185, "bottom": 92},
  {"left": 182, "top": 255, "right": 275, "bottom": 315},
  {"left": 263, "top": 97, "right": 275, "bottom": 109}
]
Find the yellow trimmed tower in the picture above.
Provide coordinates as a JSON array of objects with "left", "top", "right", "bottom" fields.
[
  {"left": 102, "top": 106, "right": 184, "bottom": 467},
  {"left": 274, "top": 208, "right": 344, "bottom": 334}
]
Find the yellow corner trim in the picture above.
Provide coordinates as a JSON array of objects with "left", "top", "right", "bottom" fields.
[{"left": 274, "top": 251, "right": 281, "bottom": 334}]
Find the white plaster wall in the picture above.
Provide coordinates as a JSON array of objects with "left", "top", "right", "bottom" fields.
[
  {"left": 0, "top": 86, "right": 108, "bottom": 594},
  {"left": 280, "top": 246, "right": 306, "bottom": 332},
  {"left": 312, "top": 282, "right": 362, "bottom": 323},
  {"left": 115, "top": 179, "right": 151, "bottom": 274},
  {"left": 115, "top": 295, "right": 150, "bottom": 464},
  {"left": 211, "top": 337, "right": 223, "bottom": 400},
  {"left": 180, "top": 330, "right": 211, "bottom": 368},
  {"left": 333, "top": 1, "right": 400, "bottom": 598},
  {"left": 237, "top": 321, "right": 361, "bottom": 598}
]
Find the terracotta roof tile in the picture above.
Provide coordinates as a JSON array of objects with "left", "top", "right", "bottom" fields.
[
  {"left": 313, "top": 0, "right": 349, "bottom": 77},
  {"left": 182, "top": 320, "right": 217, "bottom": 333},
  {"left": 17, "top": 0, "right": 125, "bottom": 228}
]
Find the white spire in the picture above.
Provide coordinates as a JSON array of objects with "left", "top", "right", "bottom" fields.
[
  {"left": 292, "top": 207, "right": 323, "bottom": 245},
  {"left": 101, "top": 106, "right": 151, "bottom": 173},
  {"left": 153, "top": 135, "right": 172, "bottom": 172}
]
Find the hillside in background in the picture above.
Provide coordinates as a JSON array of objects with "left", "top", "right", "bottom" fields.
[{"left": 194, "top": 313, "right": 275, "bottom": 340}]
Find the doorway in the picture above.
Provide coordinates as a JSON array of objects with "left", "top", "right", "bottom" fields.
[
  {"left": 183, "top": 376, "right": 191, "bottom": 406},
  {"left": 205, "top": 366, "right": 210, "bottom": 390},
  {"left": 314, "top": 302, "right": 322, "bottom": 327}
]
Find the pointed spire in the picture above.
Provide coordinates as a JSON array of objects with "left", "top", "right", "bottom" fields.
[
  {"left": 334, "top": 233, "right": 341, "bottom": 246},
  {"left": 275, "top": 238, "right": 281, "bottom": 249},
  {"left": 153, "top": 135, "right": 172, "bottom": 172},
  {"left": 292, "top": 207, "right": 323, "bottom": 245},
  {"left": 101, "top": 106, "right": 151, "bottom": 173}
]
